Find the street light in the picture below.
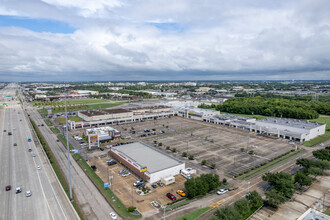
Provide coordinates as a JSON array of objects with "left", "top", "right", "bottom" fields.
[{"left": 65, "top": 88, "right": 73, "bottom": 200}]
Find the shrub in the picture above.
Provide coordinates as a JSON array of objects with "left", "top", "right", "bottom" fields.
[
  {"left": 188, "top": 155, "right": 194, "bottom": 160},
  {"left": 171, "top": 148, "right": 177, "bottom": 153},
  {"left": 182, "top": 152, "right": 188, "bottom": 157},
  {"left": 158, "top": 142, "right": 163, "bottom": 146},
  {"left": 211, "top": 164, "right": 216, "bottom": 169},
  {"left": 222, "top": 178, "right": 227, "bottom": 185},
  {"left": 202, "top": 160, "right": 207, "bottom": 165},
  {"left": 127, "top": 207, "right": 136, "bottom": 212},
  {"left": 249, "top": 150, "right": 254, "bottom": 155},
  {"left": 166, "top": 146, "right": 170, "bottom": 150}
]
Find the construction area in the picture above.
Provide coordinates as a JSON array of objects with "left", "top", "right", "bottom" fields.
[{"left": 111, "top": 116, "right": 294, "bottom": 178}]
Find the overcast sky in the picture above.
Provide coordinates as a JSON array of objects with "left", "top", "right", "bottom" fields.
[{"left": 0, "top": 0, "right": 330, "bottom": 81}]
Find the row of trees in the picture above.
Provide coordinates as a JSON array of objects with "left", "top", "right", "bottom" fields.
[
  {"left": 262, "top": 147, "right": 330, "bottom": 208},
  {"left": 184, "top": 174, "right": 221, "bottom": 198},
  {"left": 216, "top": 97, "right": 329, "bottom": 119},
  {"left": 214, "top": 191, "right": 263, "bottom": 220}
]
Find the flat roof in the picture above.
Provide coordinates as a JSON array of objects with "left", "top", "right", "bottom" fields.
[
  {"left": 259, "top": 117, "right": 323, "bottom": 130},
  {"left": 112, "top": 142, "right": 184, "bottom": 173},
  {"left": 80, "top": 108, "right": 131, "bottom": 117}
]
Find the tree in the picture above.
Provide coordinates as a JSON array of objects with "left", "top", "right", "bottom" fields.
[
  {"left": 202, "top": 160, "right": 207, "bottom": 165},
  {"left": 222, "top": 178, "right": 227, "bottom": 185},
  {"left": 313, "top": 148, "right": 330, "bottom": 161},
  {"left": 308, "top": 167, "right": 323, "bottom": 177},
  {"left": 171, "top": 148, "right": 177, "bottom": 153},
  {"left": 234, "top": 199, "right": 250, "bottom": 216},
  {"left": 262, "top": 172, "right": 295, "bottom": 198},
  {"left": 184, "top": 178, "right": 198, "bottom": 197},
  {"left": 240, "top": 148, "right": 245, "bottom": 152},
  {"left": 211, "top": 163, "right": 216, "bottom": 169},
  {"left": 215, "top": 205, "right": 241, "bottom": 220},
  {"left": 265, "top": 189, "right": 286, "bottom": 208},
  {"left": 188, "top": 155, "right": 194, "bottom": 160},
  {"left": 246, "top": 191, "right": 263, "bottom": 209},
  {"left": 182, "top": 152, "right": 187, "bottom": 157},
  {"left": 249, "top": 150, "right": 254, "bottom": 155},
  {"left": 294, "top": 170, "right": 313, "bottom": 187}
]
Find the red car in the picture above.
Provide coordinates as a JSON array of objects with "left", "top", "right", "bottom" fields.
[
  {"left": 166, "top": 193, "right": 176, "bottom": 201},
  {"left": 5, "top": 185, "right": 11, "bottom": 191}
]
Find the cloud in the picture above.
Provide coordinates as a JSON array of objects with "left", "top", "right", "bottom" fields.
[{"left": 0, "top": 0, "right": 330, "bottom": 81}]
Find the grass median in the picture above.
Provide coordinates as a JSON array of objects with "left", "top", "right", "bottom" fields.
[
  {"left": 29, "top": 118, "right": 85, "bottom": 219},
  {"left": 237, "top": 149, "right": 305, "bottom": 180},
  {"left": 72, "top": 153, "right": 140, "bottom": 219},
  {"left": 177, "top": 206, "right": 211, "bottom": 220}
]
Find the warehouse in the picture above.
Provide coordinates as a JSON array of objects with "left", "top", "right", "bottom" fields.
[
  {"left": 109, "top": 142, "right": 185, "bottom": 183},
  {"left": 78, "top": 108, "right": 133, "bottom": 121}
]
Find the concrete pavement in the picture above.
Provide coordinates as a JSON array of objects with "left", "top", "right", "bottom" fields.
[{"left": 0, "top": 84, "right": 79, "bottom": 220}]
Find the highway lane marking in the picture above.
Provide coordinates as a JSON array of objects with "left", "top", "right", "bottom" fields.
[
  {"left": 23, "top": 104, "right": 69, "bottom": 220},
  {"left": 209, "top": 152, "right": 313, "bottom": 209}
]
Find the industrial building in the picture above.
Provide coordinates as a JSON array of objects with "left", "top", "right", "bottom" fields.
[
  {"left": 85, "top": 126, "right": 121, "bottom": 141},
  {"left": 78, "top": 108, "right": 133, "bottom": 121},
  {"left": 109, "top": 142, "right": 185, "bottom": 183},
  {"left": 177, "top": 107, "right": 220, "bottom": 120}
]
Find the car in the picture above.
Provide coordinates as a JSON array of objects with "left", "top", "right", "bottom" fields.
[
  {"left": 177, "top": 190, "right": 186, "bottom": 197},
  {"left": 109, "top": 212, "right": 117, "bottom": 219},
  {"left": 122, "top": 172, "right": 131, "bottom": 177},
  {"left": 13, "top": 143, "right": 17, "bottom": 146},
  {"left": 118, "top": 169, "right": 126, "bottom": 174},
  {"left": 13, "top": 128, "right": 16, "bottom": 130},
  {"left": 99, "top": 148, "right": 104, "bottom": 151},
  {"left": 56, "top": 139, "right": 60, "bottom": 142},
  {"left": 31, "top": 154, "right": 36, "bottom": 157},
  {"left": 20, "top": 119, "right": 22, "bottom": 121},
  {"left": 80, "top": 143, "right": 87, "bottom": 146},
  {"left": 16, "top": 187, "right": 22, "bottom": 194},
  {"left": 152, "top": 128, "right": 156, "bottom": 131},
  {"left": 151, "top": 184, "right": 157, "bottom": 189},
  {"left": 107, "top": 161, "right": 117, "bottom": 166},
  {"left": 28, "top": 148, "right": 32, "bottom": 152},
  {"left": 8, "top": 132, "right": 12, "bottom": 135},
  {"left": 166, "top": 193, "right": 176, "bottom": 200},
  {"left": 41, "top": 124, "right": 44, "bottom": 126},
  {"left": 3, "top": 130, "right": 6, "bottom": 132},
  {"left": 26, "top": 190, "right": 32, "bottom": 197},
  {"left": 36, "top": 165, "right": 41, "bottom": 170},
  {"left": 217, "top": 189, "right": 228, "bottom": 195},
  {"left": 5, "top": 185, "right": 11, "bottom": 191},
  {"left": 133, "top": 180, "right": 144, "bottom": 187}
]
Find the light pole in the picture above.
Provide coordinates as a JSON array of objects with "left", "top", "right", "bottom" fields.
[{"left": 65, "top": 88, "right": 73, "bottom": 200}]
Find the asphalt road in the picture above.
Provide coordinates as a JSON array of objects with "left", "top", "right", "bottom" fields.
[
  {"left": 21, "top": 93, "right": 120, "bottom": 219},
  {"left": 0, "top": 85, "right": 79, "bottom": 220}
]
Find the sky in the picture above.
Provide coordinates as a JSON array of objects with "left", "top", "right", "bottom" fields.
[{"left": 0, "top": 0, "right": 330, "bottom": 81}]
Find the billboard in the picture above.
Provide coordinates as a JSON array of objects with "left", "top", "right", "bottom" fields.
[{"left": 88, "top": 134, "right": 99, "bottom": 149}]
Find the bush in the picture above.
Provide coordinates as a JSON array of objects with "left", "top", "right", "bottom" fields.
[
  {"left": 153, "top": 140, "right": 157, "bottom": 144},
  {"left": 158, "top": 143, "right": 163, "bottom": 146},
  {"left": 202, "top": 160, "right": 207, "bottom": 165},
  {"left": 188, "top": 155, "right": 194, "bottom": 160},
  {"left": 222, "top": 178, "right": 227, "bottom": 185},
  {"left": 249, "top": 150, "right": 254, "bottom": 155},
  {"left": 166, "top": 146, "right": 170, "bottom": 150},
  {"left": 240, "top": 148, "right": 245, "bottom": 152},
  {"left": 128, "top": 207, "right": 136, "bottom": 212},
  {"left": 211, "top": 164, "right": 216, "bottom": 169},
  {"left": 182, "top": 152, "right": 188, "bottom": 157},
  {"left": 171, "top": 148, "right": 177, "bottom": 153}
]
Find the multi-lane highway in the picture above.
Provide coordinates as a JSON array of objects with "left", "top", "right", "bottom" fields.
[{"left": 0, "top": 84, "right": 79, "bottom": 220}]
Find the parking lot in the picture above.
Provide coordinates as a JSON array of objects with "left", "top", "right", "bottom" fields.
[
  {"left": 87, "top": 150, "right": 188, "bottom": 214},
  {"left": 111, "top": 116, "right": 294, "bottom": 177}
]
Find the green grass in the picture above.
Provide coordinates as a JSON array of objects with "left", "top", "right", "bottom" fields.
[
  {"left": 57, "top": 116, "right": 82, "bottom": 124},
  {"left": 29, "top": 119, "right": 85, "bottom": 219},
  {"left": 32, "top": 98, "right": 109, "bottom": 106},
  {"left": 309, "top": 115, "right": 330, "bottom": 131},
  {"left": 58, "top": 135, "right": 74, "bottom": 150},
  {"left": 38, "top": 102, "right": 125, "bottom": 114},
  {"left": 44, "top": 119, "right": 52, "bottom": 126},
  {"left": 221, "top": 112, "right": 267, "bottom": 120},
  {"left": 325, "top": 209, "right": 330, "bottom": 216},
  {"left": 237, "top": 149, "right": 305, "bottom": 180},
  {"left": 176, "top": 207, "right": 211, "bottom": 220},
  {"left": 166, "top": 198, "right": 197, "bottom": 211},
  {"left": 72, "top": 153, "right": 140, "bottom": 219},
  {"left": 304, "top": 131, "right": 330, "bottom": 147}
]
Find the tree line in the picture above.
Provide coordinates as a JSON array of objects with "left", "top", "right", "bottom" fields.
[{"left": 199, "top": 97, "right": 330, "bottom": 119}]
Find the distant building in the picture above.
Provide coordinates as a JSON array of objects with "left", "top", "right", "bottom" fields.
[
  {"left": 72, "top": 90, "right": 99, "bottom": 95},
  {"left": 86, "top": 126, "right": 121, "bottom": 141}
]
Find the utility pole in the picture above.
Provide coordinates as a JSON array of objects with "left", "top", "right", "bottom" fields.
[
  {"left": 132, "top": 186, "right": 134, "bottom": 207},
  {"left": 65, "top": 88, "right": 73, "bottom": 200}
]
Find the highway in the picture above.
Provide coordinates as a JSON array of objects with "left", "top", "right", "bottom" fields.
[
  {"left": 20, "top": 90, "right": 120, "bottom": 219},
  {"left": 0, "top": 84, "right": 79, "bottom": 220}
]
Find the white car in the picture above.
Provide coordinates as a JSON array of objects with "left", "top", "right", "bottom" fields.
[
  {"left": 122, "top": 172, "right": 131, "bottom": 177},
  {"left": 109, "top": 212, "right": 117, "bottom": 219},
  {"left": 217, "top": 189, "right": 228, "bottom": 195},
  {"left": 36, "top": 165, "right": 41, "bottom": 170},
  {"left": 26, "top": 190, "right": 32, "bottom": 197}
]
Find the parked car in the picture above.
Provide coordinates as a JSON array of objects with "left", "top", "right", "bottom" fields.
[
  {"left": 157, "top": 181, "right": 164, "bottom": 187},
  {"left": 13, "top": 143, "right": 17, "bottom": 146},
  {"left": 118, "top": 169, "right": 126, "bottom": 174},
  {"left": 31, "top": 154, "right": 36, "bottom": 157},
  {"left": 166, "top": 193, "right": 176, "bottom": 200},
  {"left": 151, "top": 184, "right": 157, "bottom": 189},
  {"left": 99, "top": 148, "right": 104, "bottom": 151},
  {"left": 217, "top": 189, "right": 228, "bottom": 195},
  {"left": 5, "top": 185, "right": 11, "bottom": 191},
  {"left": 107, "top": 161, "right": 117, "bottom": 166},
  {"left": 177, "top": 190, "right": 186, "bottom": 197},
  {"left": 109, "top": 212, "right": 117, "bottom": 219},
  {"left": 133, "top": 180, "right": 144, "bottom": 187},
  {"left": 122, "top": 172, "right": 131, "bottom": 177},
  {"left": 3, "top": 130, "right": 6, "bottom": 132}
]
